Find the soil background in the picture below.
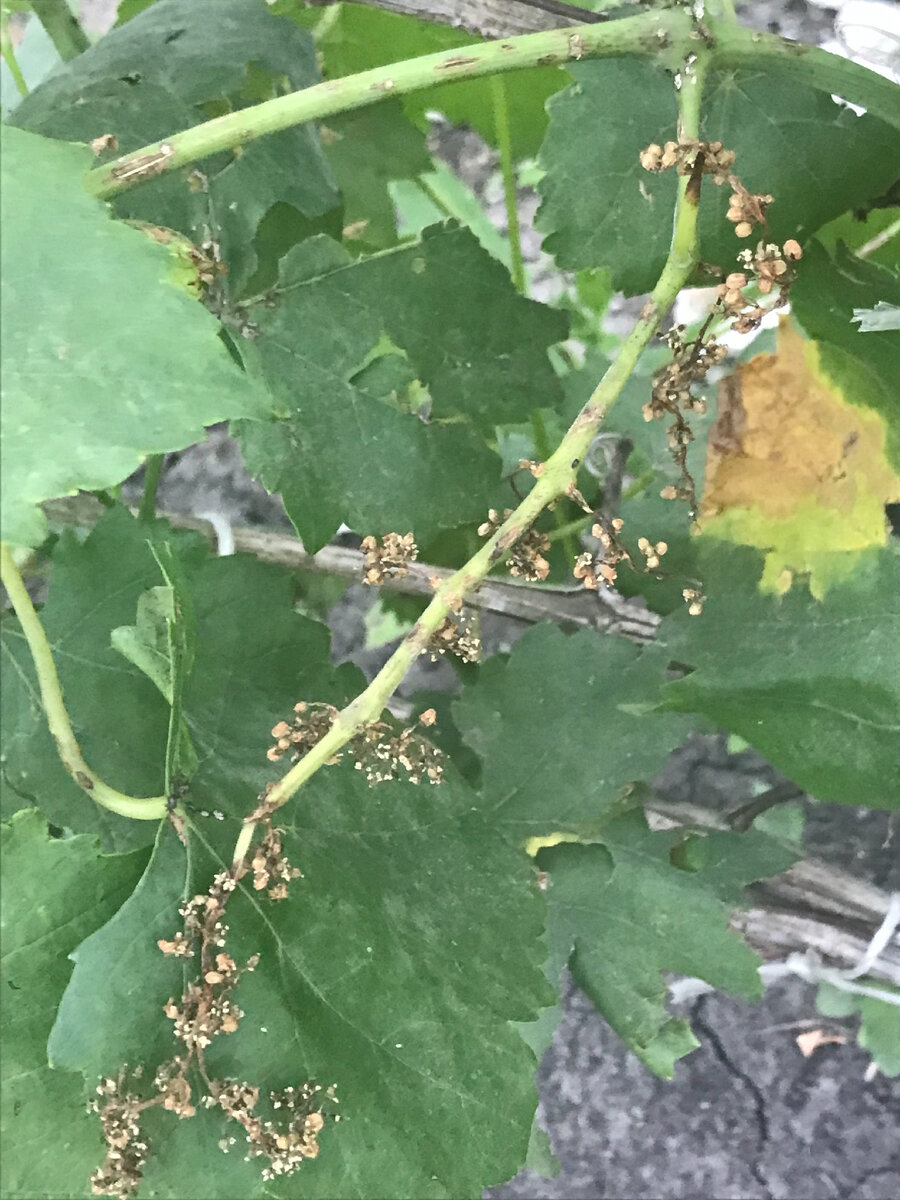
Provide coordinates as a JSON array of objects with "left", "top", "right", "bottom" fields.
[{"left": 71, "top": 3, "right": 900, "bottom": 1196}]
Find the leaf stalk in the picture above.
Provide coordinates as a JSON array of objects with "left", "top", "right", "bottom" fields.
[
  {"left": 0, "top": 542, "right": 167, "bottom": 821},
  {"left": 30, "top": 0, "right": 89, "bottom": 62}
]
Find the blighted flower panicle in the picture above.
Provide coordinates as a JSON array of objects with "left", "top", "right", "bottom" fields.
[
  {"left": 267, "top": 701, "right": 444, "bottom": 786},
  {"left": 361, "top": 531, "right": 417, "bottom": 585},
  {"left": 639, "top": 138, "right": 735, "bottom": 183},
  {"left": 251, "top": 822, "right": 302, "bottom": 901},
  {"left": 477, "top": 508, "right": 551, "bottom": 582}
]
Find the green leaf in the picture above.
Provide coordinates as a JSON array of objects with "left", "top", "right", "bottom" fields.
[
  {"left": 10, "top": 0, "right": 341, "bottom": 296},
  {"left": 453, "top": 623, "right": 697, "bottom": 839},
  {"left": 791, "top": 241, "right": 900, "bottom": 467},
  {"left": 320, "top": 104, "right": 431, "bottom": 252},
  {"left": 537, "top": 60, "right": 900, "bottom": 294},
  {"left": 538, "top": 809, "right": 796, "bottom": 1076},
  {"left": 815, "top": 205, "right": 900, "bottom": 272},
  {"left": 0, "top": 125, "right": 268, "bottom": 548},
  {"left": 0, "top": 809, "right": 148, "bottom": 1199},
  {"left": 235, "top": 226, "right": 567, "bottom": 551},
  {"left": 816, "top": 981, "right": 900, "bottom": 1077},
  {"left": 658, "top": 544, "right": 900, "bottom": 809},
  {"left": 46, "top": 773, "right": 553, "bottom": 1197},
  {"left": 47, "top": 823, "right": 188, "bottom": 1081}
]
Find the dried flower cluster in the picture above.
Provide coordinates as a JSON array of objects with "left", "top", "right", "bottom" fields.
[
  {"left": 717, "top": 238, "right": 803, "bottom": 334},
  {"left": 682, "top": 586, "right": 706, "bottom": 616},
  {"left": 267, "top": 701, "right": 444, "bottom": 785},
  {"left": 573, "top": 518, "right": 668, "bottom": 590},
  {"left": 252, "top": 821, "right": 303, "bottom": 900},
  {"left": 361, "top": 531, "right": 417, "bottom": 585},
  {"left": 268, "top": 702, "right": 339, "bottom": 764},
  {"left": 639, "top": 138, "right": 735, "bottom": 183},
  {"left": 574, "top": 518, "right": 626, "bottom": 589},
  {"left": 428, "top": 612, "right": 482, "bottom": 663},
  {"left": 160, "top": 870, "right": 253, "bottom": 1055},
  {"left": 90, "top": 1075, "right": 151, "bottom": 1199},
  {"left": 477, "top": 508, "right": 551, "bottom": 582},
  {"left": 91, "top": 844, "right": 317, "bottom": 1198},
  {"left": 352, "top": 711, "right": 445, "bottom": 785},
  {"left": 213, "top": 1079, "right": 338, "bottom": 1181},
  {"left": 725, "top": 178, "right": 774, "bottom": 239},
  {"left": 645, "top": 323, "right": 727, "bottom": 514}
]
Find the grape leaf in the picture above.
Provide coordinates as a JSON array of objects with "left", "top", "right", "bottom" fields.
[
  {"left": 10, "top": 0, "right": 340, "bottom": 296},
  {"left": 453, "top": 623, "right": 697, "bottom": 839},
  {"left": 235, "top": 226, "right": 567, "bottom": 551},
  {"left": 657, "top": 544, "right": 900, "bottom": 809},
  {"left": 537, "top": 810, "right": 797, "bottom": 1076},
  {"left": 791, "top": 241, "right": 900, "bottom": 468},
  {"left": 537, "top": 60, "right": 900, "bottom": 294},
  {"left": 700, "top": 321, "right": 899, "bottom": 596},
  {"left": 48, "top": 823, "right": 187, "bottom": 1082},
  {"left": 816, "top": 205, "right": 900, "bottom": 272},
  {"left": 320, "top": 104, "right": 432, "bottom": 252},
  {"left": 0, "top": 809, "right": 148, "bottom": 1199},
  {"left": 41, "top": 601, "right": 553, "bottom": 1198},
  {"left": 0, "top": 125, "right": 269, "bottom": 548}
]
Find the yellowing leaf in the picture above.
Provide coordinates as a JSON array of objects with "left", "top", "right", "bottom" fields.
[{"left": 701, "top": 322, "right": 900, "bottom": 596}]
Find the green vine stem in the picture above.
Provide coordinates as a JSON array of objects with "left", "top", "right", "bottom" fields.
[
  {"left": 139, "top": 454, "right": 164, "bottom": 521},
  {"left": 490, "top": 74, "right": 526, "bottom": 295},
  {"left": 87, "top": 10, "right": 688, "bottom": 198},
  {"left": 0, "top": 11, "right": 28, "bottom": 96},
  {"left": 0, "top": 542, "right": 168, "bottom": 821},
  {"left": 84, "top": 11, "right": 899, "bottom": 203},
  {"left": 231, "top": 54, "right": 708, "bottom": 868},
  {"left": 30, "top": 0, "right": 89, "bottom": 62}
]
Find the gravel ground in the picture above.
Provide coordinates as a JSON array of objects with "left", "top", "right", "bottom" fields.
[{"left": 59, "top": 2, "right": 900, "bottom": 1196}]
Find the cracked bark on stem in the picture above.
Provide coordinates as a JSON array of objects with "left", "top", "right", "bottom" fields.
[
  {"left": 0, "top": 543, "right": 167, "bottom": 821},
  {"left": 231, "top": 59, "right": 707, "bottom": 868}
]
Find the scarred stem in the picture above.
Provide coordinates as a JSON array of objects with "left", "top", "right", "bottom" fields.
[
  {"left": 231, "top": 55, "right": 709, "bottom": 868},
  {"left": 85, "top": 9, "right": 692, "bottom": 199},
  {"left": 0, "top": 543, "right": 167, "bottom": 820},
  {"left": 84, "top": 11, "right": 900, "bottom": 204}
]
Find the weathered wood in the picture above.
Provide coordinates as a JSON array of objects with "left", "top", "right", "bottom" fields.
[{"left": 307, "top": 0, "right": 591, "bottom": 37}]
